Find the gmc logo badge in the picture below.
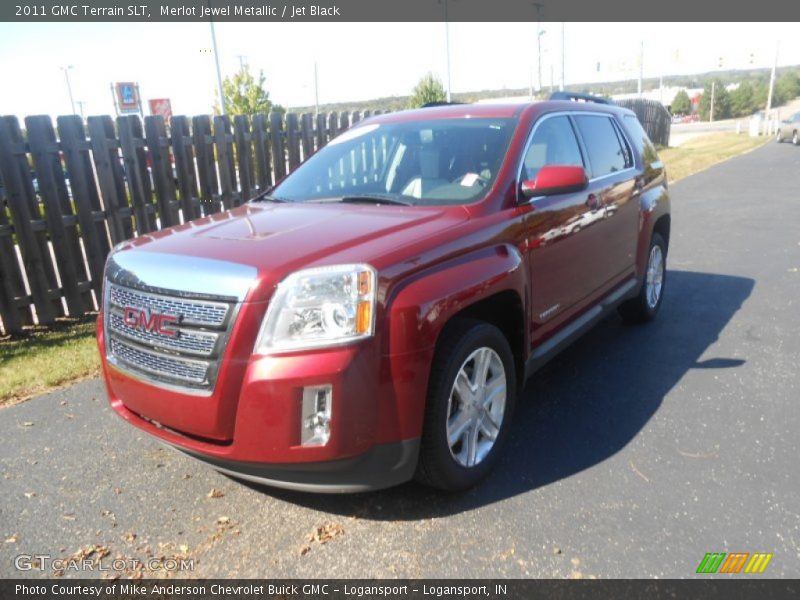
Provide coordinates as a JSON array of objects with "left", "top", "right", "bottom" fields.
[{"left": 122, "top": 307, "right": 180, "bottom": 337}]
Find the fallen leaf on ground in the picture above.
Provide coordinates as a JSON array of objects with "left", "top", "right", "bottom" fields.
[
  {"left": 308, "top": 523, "right": 345, "bottom": 545},
  {"left": 122, "top": 532, "right": 136, "bottom": 543},
  {"left": 207, "top": 488, "right": 224, "bottom": 499},
  {"left": 24, "top": 492, "right": 36, "bottom": 498},
  {"left": 217, "top": 516, "right": 230, "bottom": 525},
  {"left": 5, "top": 534, "right": 19, "bottom": 543}
]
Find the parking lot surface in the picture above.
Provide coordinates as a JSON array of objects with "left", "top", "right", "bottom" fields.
[{"left": 1, "top": 141, "right": 799, "bottom": 578}]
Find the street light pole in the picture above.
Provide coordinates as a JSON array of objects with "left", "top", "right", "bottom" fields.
[
  {"left": 60, "top": 65, "right": 76, "bottom": 115},
  {"left": 638, "top": 41, "right": 644, "bottom": 97},
  {"left": 560, "top": 22, "right": 565, "bottom": 91},
  {"left": 443, "top": 0, "right": 452, "bottom": 102},
  {"left": 532, "top": 3, "right": 544, "bottom": 93},
  {"left": 208, "top": 1, "right": 226, "bottom": 115}
]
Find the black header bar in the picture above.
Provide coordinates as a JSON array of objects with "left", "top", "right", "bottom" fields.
[{"left": 3, "top": 0, "right": 800, "bottom": 22}]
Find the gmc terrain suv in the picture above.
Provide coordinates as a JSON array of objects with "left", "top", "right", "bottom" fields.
[{"left": 98, "top": 96, "right": 670, "bottom": 492}]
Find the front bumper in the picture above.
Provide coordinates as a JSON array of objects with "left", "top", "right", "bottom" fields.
[
  {"left": 99, "top": 316, "right": 433, "bottom": 492},
  {"left": 172, "top": 438, "right": 420, "bottom": 493}
]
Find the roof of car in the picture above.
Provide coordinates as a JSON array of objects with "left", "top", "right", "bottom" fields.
[{"left": 363, "top": 101, "right": 627, "bottom": 125}]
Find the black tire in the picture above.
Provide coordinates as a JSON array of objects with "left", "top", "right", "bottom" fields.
[
  {"left": 793, "top": 131, "right": 799, "bottom": 146},
  {"left": 415, "top": 319, "right": 517, "bottom": 491},
  {"left": 776, "top": 130, "right": 783, "bottom": 143},
  {"left": 618, "top": 232, "right": 667, "bottom": 324}
]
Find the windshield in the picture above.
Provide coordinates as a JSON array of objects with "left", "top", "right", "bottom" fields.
[{"left": 270, "top": 117, "right": 516, "bottom": 206}]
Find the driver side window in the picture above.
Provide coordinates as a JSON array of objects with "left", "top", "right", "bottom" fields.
[{"left": 522, "top": 116, "right": 585, "bottom": 181}]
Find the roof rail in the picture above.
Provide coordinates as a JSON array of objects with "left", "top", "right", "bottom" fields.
[
  {"left": 549, "top": 91, "right": 614, "bottom": 105},
  {"left": 421, "top": 101, "right": 465, "bottom": 108}
]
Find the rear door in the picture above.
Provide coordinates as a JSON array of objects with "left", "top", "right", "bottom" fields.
[{"left": 571, "top": 113, "right": 640, "bottom": 290}]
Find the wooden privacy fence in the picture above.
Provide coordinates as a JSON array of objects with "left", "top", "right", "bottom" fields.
[
  {"left": 0, "top": 109, "right": 386, "bottom": 335},
  {"left": 616, "top": 98, "right": 672, "bottom": 147}
]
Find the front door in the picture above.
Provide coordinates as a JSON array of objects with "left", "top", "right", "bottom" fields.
[{"left": 519, "top": 114, "right": 602, "bottom": 336}]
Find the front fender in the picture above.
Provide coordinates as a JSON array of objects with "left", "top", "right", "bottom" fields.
[
  {"left": 384, "top": 243, "right": 527, "bottom": 356},
  {"left": 371, "top": 244, "right": 527, "bottom": 442}
]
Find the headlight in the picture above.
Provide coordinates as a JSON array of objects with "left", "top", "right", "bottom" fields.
[{"left": 254, "top": 264, "right": 377, "bottom": 353}]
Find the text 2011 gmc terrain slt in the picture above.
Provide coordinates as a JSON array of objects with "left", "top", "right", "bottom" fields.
[{"left": 98, "top": 96, "right": 670, "bottom": 492}]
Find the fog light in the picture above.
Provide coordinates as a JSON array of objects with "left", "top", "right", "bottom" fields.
[{"left": 301, "top": 385, "right": 332, "bottom": 446}]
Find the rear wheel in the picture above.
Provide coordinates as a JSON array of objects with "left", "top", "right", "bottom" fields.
[
  {"left": 618, "top": 232, "right": 667, "bottom": 323},
  {"left": 416, "top": 320, "right": 516, "bottom": 491}
]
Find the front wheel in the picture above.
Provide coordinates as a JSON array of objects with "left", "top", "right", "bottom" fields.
[
  {"left": 415, "top": 320, "right": 517, "bottom": 491},
  {"left": 618, "top": 232, "right": 667, "bottom": 323}
]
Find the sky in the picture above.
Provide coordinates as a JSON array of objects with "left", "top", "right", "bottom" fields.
[{"left": 1, "top": 22, "right": 799, "bottom": 120}]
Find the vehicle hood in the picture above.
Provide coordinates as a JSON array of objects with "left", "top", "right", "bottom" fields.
[{"left": 117, "top": 202, "right": 468, "bottom": 302}]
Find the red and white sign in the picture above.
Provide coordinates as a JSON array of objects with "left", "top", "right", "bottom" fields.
[{"left": 149, "top": 98, "right": 173, "bottom": 122}]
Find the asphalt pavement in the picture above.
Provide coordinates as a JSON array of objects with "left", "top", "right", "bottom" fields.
[{"left": 1, "top": 141, "right": 799, "bottom": 579}]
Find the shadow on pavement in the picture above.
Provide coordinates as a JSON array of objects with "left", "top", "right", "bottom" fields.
[{"left": 247, "top": 270, "right": 754, "bottom": 520}]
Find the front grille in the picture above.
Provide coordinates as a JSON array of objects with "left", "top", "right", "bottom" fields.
[
  {"left": 109, "top": 285, "right": 229, "bottom": 327},
  {"left": 108, "top": 312, "right": 219, "bottom": 357},
  {"left": 109, "top": 338, "right": 209, "bottom": 384},
  {"left": 105, "top": 282, "right": 237, "bottom": 393}
]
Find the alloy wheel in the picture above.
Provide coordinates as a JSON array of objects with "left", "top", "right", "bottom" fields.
[
  {"left": 645, "top": 244, "right": 664, "bottom": 309},
  {"left": 446, "top": 347, "right": 507, "bottom": 468}
]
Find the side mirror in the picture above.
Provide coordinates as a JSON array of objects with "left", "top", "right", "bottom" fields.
[{"left": 520, "top": 165, "right": 588, "bottom": 199}]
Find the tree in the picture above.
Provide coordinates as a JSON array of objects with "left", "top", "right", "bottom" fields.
[
  {"left": 409, "top": 73, "right": 447, "bottom": 108},
  {"left": 775, "top": 70, "right": 800, "bottom": 106},
  {"left": 670, "top": 89, "right": 692, "bottom": 116},
  {"left": 729, "top": 81, "right": 756, "bottom": 118},
  {"left": 698, "top": 80, "right": 730, "bottom": 121},
  {"left": 214, "top": 66, "right": 284, "bottom": 116}
]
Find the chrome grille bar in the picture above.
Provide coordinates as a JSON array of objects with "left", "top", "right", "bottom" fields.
[
  {"left": 109, "top": 337, "right": 209, "bottom": 385},
  {"left": 108, "top": 312, "right": 219, "bottom": 357},
  {"left": 109, "top": 284, "right": 229, "bottom": 328}
]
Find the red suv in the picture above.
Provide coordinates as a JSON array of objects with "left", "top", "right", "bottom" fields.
[{"left": 98, "top": 96, "right": 670, "bottom": 492}]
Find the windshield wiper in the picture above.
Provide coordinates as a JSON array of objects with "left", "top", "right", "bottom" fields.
[{"left": 339, "top": 194, "right": 414, "bottom": 206}]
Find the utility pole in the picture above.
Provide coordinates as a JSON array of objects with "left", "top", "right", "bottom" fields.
[
  {"left": 76, "top": 100, "right": 86, "bottom": 119},
  {"left": 764, "top": 42, "right": 778, "bottom": 135},
  {"left": 710, "top": 80, "right": 715, "bottom": 122},
  {"left": 208, "top": 1, "right": 226, "bottom": 115},
  {"left": 60, "top": 65, "right": 76, "bottom": 115},
  {"left": 560, "top": 22, "right": 565, "bottom": 91},
  {"left": 443, "top": 0, "right": 452, "bottom": 102}
]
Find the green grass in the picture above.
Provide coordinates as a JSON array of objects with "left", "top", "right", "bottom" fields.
[
  {"left": 0, "top": 318, "right": 100, "bottom": 406},
  {"left": 660, "top": 132, "right": 770, "bottom": 182}
]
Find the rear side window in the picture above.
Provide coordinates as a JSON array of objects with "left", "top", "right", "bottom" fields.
[
  {"left": 521, "top": 116, "right": 584, "bottom": 181},
  {"left": 623, "top": 114, "right": 659, "bottom": 163},
  {"left": 573, "top": 115, "right": 631, "bottom": 178}
]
